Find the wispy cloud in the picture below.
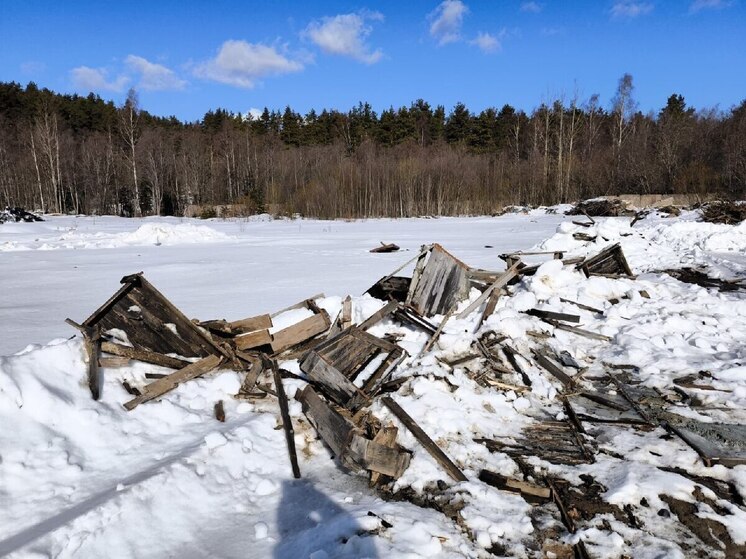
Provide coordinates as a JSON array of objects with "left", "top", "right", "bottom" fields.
[
  {"left": 520, "top": 2, "right": 543, "bottom": 13},
  {"left": 470, "top": 31, "right": 502, "bottom": 53},
  {"left": 70, "top": 66, "right": 129, "bottom": 92},
  {"left": 689, "top": 0, "right": 734, "bottom": 12},
  {"left": 20, "top": 61, "right": 46, "bottom": 75},
  {"left": 193, "top": 40, "right": 303, "bottom": 88},
  {"left": 125, "top": 55, "right": 186, "bottom": 91},
  {"left": 303, "top": 11, "right": 384, "bottom": 64},
  {"left": 429, "top": 0, "right": 469, "bottom": 45},
  {"left": 611, "top": 1, "right": 654, "bottom": 18}
]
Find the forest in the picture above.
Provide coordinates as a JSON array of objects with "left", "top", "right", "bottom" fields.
[{"left": 0, "top": 74, "right": 744, "bottom": 219}]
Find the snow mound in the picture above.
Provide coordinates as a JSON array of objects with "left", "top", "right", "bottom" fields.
[{"left": 117, "top": 223, "right": 232, "bottom": 246}]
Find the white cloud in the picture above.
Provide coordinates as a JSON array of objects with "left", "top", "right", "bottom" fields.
[
  {"left": 70, "top": 66, "right": 129, "bottom": 92},
  {"left": 193, "top": 40, "right": 303, "bottom": 88},
  {"left": 245, "top": 107, "right": 263, "bottom": 120},
  {"left": 125, "top": 55, "right": 186, "bottom": 91},
  {"left": 20, "top": 61, "right": 45, "bottom": 75},
  {"left": 520, "top": 2, "right": 543, "bottom": 13},
  {"left": 304, "top": 12, "right": 384, "bottom": 64},
  {"left": 429, "top": 0, "right": 469, "bottom": 45},
  {"left": 611, "top": 1, "right": 654, "bottom": 18},
  {"left": 470, "top": 32, "right": 501, "bottom": 53},
  {"left": 689, "top": 0, "right": 734, "bottom": 12}
]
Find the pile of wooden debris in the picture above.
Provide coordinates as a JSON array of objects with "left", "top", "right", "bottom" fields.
[{"left": 67, "top": 240, "right": 746, "bottom": 558}]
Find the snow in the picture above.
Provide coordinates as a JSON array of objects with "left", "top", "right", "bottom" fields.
[{"left": 1, "top": 210, "right": 745, "bottom": 558}]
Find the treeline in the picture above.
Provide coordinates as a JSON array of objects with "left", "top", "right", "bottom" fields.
[{"left": 0, "top": 75, "right": 744, "bottom": 219}]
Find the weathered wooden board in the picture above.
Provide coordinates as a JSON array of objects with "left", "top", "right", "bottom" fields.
[
  {"left": 271, "top": 359, "right": 301, "bottom": 478},
  {"left": 124, "top": 354, "right": 222, "bottom": 410},
  {"left": 271, "top": 312, "right": 330, "bottom": 354},
  {"left": 235, "top": 329, "right": 272, "bottom": 350},
  {"left": 228, "top": 314, "right": 272, "bottom": 334},
  {"left": 100, "top": 341, "right": 190, "bottom": 370},
  {"left": 456, "top": 261, "right": 521, "bottom": 319}
]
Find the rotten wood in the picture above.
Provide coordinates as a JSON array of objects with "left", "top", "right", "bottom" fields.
[
  {"left": 531, "top": 349, "right": 574, "bottom": 387},
  {"left": 559, "top": 298, "right": 604, "bottom": 315},
  {"left": 214, "top": 400, "right": 225, "bottom": 422},
  {"left": 545, "top": 319, "right": 612, "bottom": 342}
]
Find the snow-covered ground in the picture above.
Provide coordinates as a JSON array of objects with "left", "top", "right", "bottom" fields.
[{"left": 1, "top": 210, "right": 745, "bottom": 558}]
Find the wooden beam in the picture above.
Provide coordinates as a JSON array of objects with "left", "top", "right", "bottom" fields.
[
  {"left": 382, "top": 396, "right": 467, "bottom": 482},
  {"left": 531, "top": 350, "right": 574, "bottom": 387},
  {"left": 478, "top": 469, "right": 551, "bottom": 502},
  {"left": 559, "top": 298, "right": 604, "bottom": 315},
  {"left": 421, "top": 308, "right": 455, "bottom": 354},
  {"left": 124, "top": 354, "right": 222, "bottom": 410}
]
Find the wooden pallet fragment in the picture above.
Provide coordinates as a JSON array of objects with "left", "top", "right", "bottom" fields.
[{"left": 577, "top": 243, "right": 634, "bottom": 277}]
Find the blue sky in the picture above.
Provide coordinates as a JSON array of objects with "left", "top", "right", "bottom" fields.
[{"left": 1, "top": 0, "right": 744, "bottom": 121}]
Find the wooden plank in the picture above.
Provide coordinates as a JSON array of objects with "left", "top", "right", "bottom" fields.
[
  {"left": 137, "top": 276, "right": 226, "bottom": 357},
  {"left": 382, "top": 396, "right": 467, "bottom": 482},
  {"left": 341, "top": 296, "right": 353, "bottom": 330},
  {"left": 271, "top": 312, "right": 330, "bottom": 354},
  {"left": 559, "top": 298, "right": 604, "bottom": 314},
  {"left": 348, "top": 434, "right": 411, "bottom": 479},
  {"left": 370, "top": 425, "right": 399, "bottom": 484},
  {"left": 362, "top": 348, "right": 405, "bottom": 396},
  {"left": 408, "top": 244, "right": 471, "bottom": 316},
  {"left": 100, "top": 341, "right": 191, "bottom": 369},
  {"left": 394, "top": 306, "right": 437, "bottom": 334},
  {"left": 404, "top": 249, "right": 429, "bottom": 305},
  {"left": 300, "top": 352, "right": 367, "bottom": 409},
  {"left": 124, "top": 354, "right": 222, "bottom": 410},
  {"left": 271, "top": 359, "right": 301, "bottom": 478},
  {"left": 532, "top": 350, "right": 574, "bottom": 387},
  {"left": 456, "top": 261, "right": 521, "bottom": 319},
  {"left": 478, "top": 469, "right": 551, "bottom": 502},
  {"left": 359, "top": 300, "right": 398, "bottom": 331},
  {"left": 237, "top": 354, "right": 264, "bottom": 396},
  {"left": 297, "top": 385, "right": 356, "bottom": 459},
  {"left": 228, "top": 314, "right": 272, "bottom": 334},
  {"left": 271, "top": 294, "right": 325, "bottom": 318},
  {"left": 66, "top": 319, "right": 102, "bottom": 400},
  {"left": 476, "top": 287, "right": 501, "bottom": 329},
  {"left": 370, "top": 242, "right": 400, "bottom": 253},
  {"left": 545, "top": 319, "right": 612, "bottom": 342},
  {"left": 526, "top": 309, "right": 581, "bottom": 324},
  {"left": 99, "top": 356, "right": 131, "bottom": 368},
  {"left": 502, "top": 344, "right": 533, "bottom": 387},
  {"left": 234, "top": 329, "right": 272, "bottom": 350},
  {"left": 422, "top": 308, "right": 455, "bottom": 354},
  {"left": 81, "top": 276, "right": 138, "bottom": 327}
]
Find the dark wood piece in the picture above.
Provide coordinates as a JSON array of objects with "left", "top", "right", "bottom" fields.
[
  {"left": 271, "top": 359, "right": 301, "bottom": 478},
  {"left": 526, "top": 309, "right": 581, "bottom": 324},
  {"left": 214, "top": 400, "right": 226, "bottom": 422},
  {"left": 100, "top": 341, "right": 190, "bottom": 370},
  {"left": 370, "top": 242, "right": 400, "bottom": 253}
]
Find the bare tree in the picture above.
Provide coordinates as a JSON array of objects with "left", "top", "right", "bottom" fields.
[{"left": 119, "top": 88, "right": 142, "bottom": 216}]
